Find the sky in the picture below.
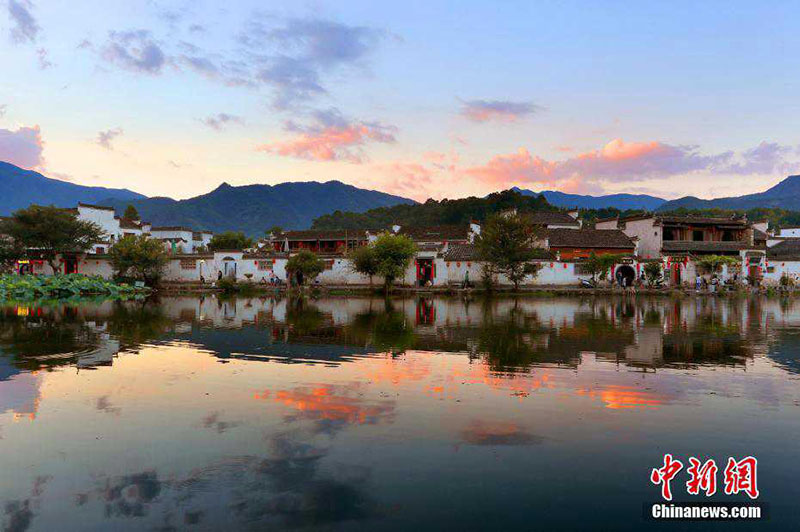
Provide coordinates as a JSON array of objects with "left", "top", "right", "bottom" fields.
[{"left": 1, "top": 0, "right": 800, "bottom": 202}]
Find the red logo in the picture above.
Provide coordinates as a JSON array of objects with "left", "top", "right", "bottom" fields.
[
  {"left": 651, "top": 455, "right": 759, "bottom": 500},
  {"left": 650, "top": 454, "right": 683, "bottom": 501}
]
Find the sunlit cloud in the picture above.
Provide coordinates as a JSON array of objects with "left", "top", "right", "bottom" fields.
[
  {"left": 461, "top": 99, "right": 541, "bottom": 123},
  {"left": 459, "top": 138, "right": 798, "bottom": 193},
  {"left": 0, "top": 125, "right": 44, "bottom": 169},
  {"left": 256, "top": 384, "right": 396, "bottom": 427},
  {"left": 258, "top": 108, "right": 396, "bottom": 163}
]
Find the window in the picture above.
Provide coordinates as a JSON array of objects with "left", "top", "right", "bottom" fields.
[
  {"left": 692, "top": 230, "right": 704, "bottom": 241},
  {"left": 722, "top": 230, "right": 735, "bottom": 241},
  {"left": 257, "top": 260, "right": 273, "bottom": 271},
  {"left": 575, "top": 263, "right": 592, "bottom": 275},
  {"left": 180, "top": 259, "right": 196, "bottom": 270},
  {"left": 95, "top": 247, "right": 105, "bottom": 254},
  {"left": 663, "top": 228, "right": 675, "bottom": 241}
]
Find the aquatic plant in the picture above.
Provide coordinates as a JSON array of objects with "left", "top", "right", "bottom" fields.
[{"left": 0, "top": 274, "right": 147, "bottom": 301}]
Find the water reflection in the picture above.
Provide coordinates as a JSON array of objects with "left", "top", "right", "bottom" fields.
[
  {"left": 1, "top": 295, "right": 800, "bottom": 530},
  {"left": 2, "top": 295, "right": 787, "bottom": 374}
]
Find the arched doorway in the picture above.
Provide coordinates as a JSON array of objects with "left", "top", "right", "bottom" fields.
[{"left": 615, "top": 264, "right": 636, "bottom": 287}]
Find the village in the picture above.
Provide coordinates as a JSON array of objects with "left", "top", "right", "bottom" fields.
[{"left": 5, "top": 201, "right": 800, "bottom": 291}]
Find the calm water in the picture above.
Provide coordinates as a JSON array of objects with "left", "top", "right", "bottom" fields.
[{"left": 1, "top": 295, "right": 799, "bottom": 531}]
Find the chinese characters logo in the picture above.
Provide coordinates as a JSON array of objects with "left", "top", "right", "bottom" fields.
[{"left": 651, "top": 455, "right": 759, "bottom": 500}]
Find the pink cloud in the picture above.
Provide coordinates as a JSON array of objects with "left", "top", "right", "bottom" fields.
[
  {"left": 0, "top": 125, "right": 44, "bottom": 169},
  {"left": 258, "top": 109, "right": 396, "bottom": 163},
  {"left": 462, "top": 138, "right": 737, "bottom": 191},
  {"left": 369, "top": 162, "right": 434, "bottom": 200}
]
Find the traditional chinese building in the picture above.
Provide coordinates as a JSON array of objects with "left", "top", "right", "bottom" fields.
[{"left": 546, "top": 228, "right": 636, "bottom": 260}]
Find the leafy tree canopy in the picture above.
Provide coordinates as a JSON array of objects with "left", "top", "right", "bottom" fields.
[
  {"left": 109, "top": 235, "right": 169, "bottom": 285},
  {"left": 312, "top": 189, "right": 553, "bottom": 230},
  {"left": 348, "top": 245, "right": 380, "bottom": 285},
  {"left": 286, "top": 249, "right": 324, "bottom": 285},
  {"left": 475, "top": 212, "right": 545, "bottom": 289},
  {"left": 695, "top": 254, "right": 740, "bottom": 274},
  {"left": 1, "top": 205, "right": 103, "bottom": 273},
  {"left": 372, "top": 233, "right": 416, "bottom": 292},
  {"left": 208, "top": 231, "right": 254, "bottom": 251},
  {"left": 123, "top": 204, "right": 140, "bottom": 221}
]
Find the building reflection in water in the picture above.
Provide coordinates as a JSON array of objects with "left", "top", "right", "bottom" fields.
[{"left": 1, "top": 295, "right": 800, "bottom": 529}]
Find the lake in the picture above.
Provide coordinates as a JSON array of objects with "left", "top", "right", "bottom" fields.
[{"left": 0, "top": 295, "right": 798, "bottom": 531}]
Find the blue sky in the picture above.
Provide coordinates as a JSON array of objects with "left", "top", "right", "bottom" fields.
[{"left": 1, "top": 0, "right": 799, "bottom": 201}]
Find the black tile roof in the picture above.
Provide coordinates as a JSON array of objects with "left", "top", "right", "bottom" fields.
[
  {"left": 527, "top": 211, "right": 580, "bottom": 226},
  {"left": 397, "top": 225, "right": 471, "bottom": 241},
  {"left": 547, "top": 228, "right": 635, "bottom": 249},
  {"left": 767, "top": 239, "right": 800, "bottom": 259},
  {"left": 442, "top": 244, "right": 477, "bottom": 261}
]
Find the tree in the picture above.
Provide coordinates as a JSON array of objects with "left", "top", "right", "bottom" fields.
[
  {"left": 286, "top": 249, "right": 324, "bottom": 286},
  {"left": 372, "top": 233, "right": 416, "bottom": 294},
  {"left": 208, "top": 231, "right": 253, "bottom": 251},
  {"left": 109, "top": 235, "right": 169, "bottom": 286},
  {"left": 122, "top": 204, "right": 140, "bottom": 221},
  {"left": 695, "top": 255, "right": 740, "bottom": 275},
  {"left": 475, "top": 213, "right": 545, "bottom": 290},
  {"left": 265, "top": 225, "right": 283, "bottom": 236},
  {"left": 2, "top": 205, "right": 103, "bottom": 274},
  {"left": 643, "top": 262, "right": 663, "bottom": 286},
  {"left": 583, "top": 252, "right": 624, "bottom": 284},
  {"left": 348, "top": 245, "right": 379, "bottom": 286},
  {"left": 0, "top": 234, "right": 23, "bottom": 273}
]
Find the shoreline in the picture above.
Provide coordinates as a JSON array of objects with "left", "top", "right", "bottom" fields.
[{"left": 154, "top": 282, "right": 785, "bottom": 298}]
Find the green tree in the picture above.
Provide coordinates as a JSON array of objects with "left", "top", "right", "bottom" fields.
[
  {"left": 372, "top": 233, "right": 416, "bottom": 294},
  {"left": 208, "top": 231, "right": 254, "bottom": 251},
  {"left": 265, "top": 225, "right": 283, "bottom": 236},
  {"left": 0, "top": 233, "right": 24, "bottom": 273},
  {"left": 475, "top": 213, "right": 544, "bottom": 290},
  {"left": 583, "top": 252, "right": 625, "bottom": 284},
  {"left": 643, "top": 262, "right": 663, "bottom": 286},
  {"left": 348, "top": 245, "right": 379, "bottom": 286},
  {"left": 109, "top": 235, "right": 169, "bottom": 286},
  {"left": 122, "top": 204, "right": 140, "bottom": 221},
  {"left": 695, "top": 255, "right": 740, "bottom": 275},
  {"left": 286, "top": 249, "right": 324, "bottom": 286},
  {"left": 2, "top": 205, "right": 103, "bottom": 274}
]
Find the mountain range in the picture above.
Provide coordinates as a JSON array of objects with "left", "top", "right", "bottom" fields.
[
  {"left": 0, "top": 162, "right": 415, "bottom": 234},
  {"left": 99, "top": 181, "right": 416, "bottom": 235},
  {"left": 0, "top": 161, "right": 145, "bottom": 215},
  {"left": 513, "top": 187, "right": 667, "bottom": 210},
  {"left": 5, "top": 160, "right": 800, "bottom": 232},
  {"left": 655, "top": 175, "right": 800, "bottom": 211}
]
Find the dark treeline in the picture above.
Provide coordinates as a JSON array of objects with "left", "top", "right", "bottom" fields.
[
  {"left": 311, "top": 190, "right": 554, "bottom": 229},
  {"left": 311, "top": 188, "right": 800, "bottom": 231}
]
